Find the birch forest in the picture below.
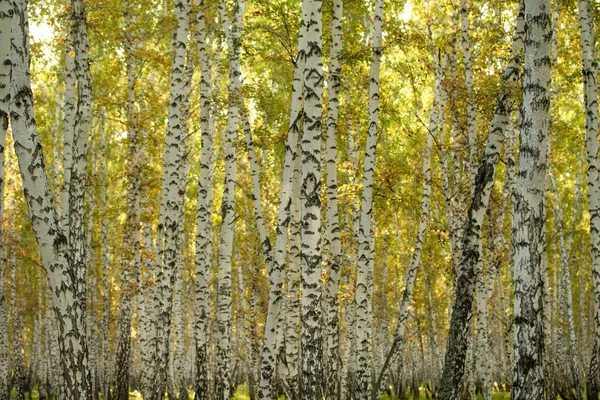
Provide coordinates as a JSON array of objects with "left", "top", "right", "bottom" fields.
[{"left": 2, "top": 0, "right": 600, "bottom": 398}]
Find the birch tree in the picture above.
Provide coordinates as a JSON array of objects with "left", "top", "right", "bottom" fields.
[
  {"left": 578, "top": 0, "right": 600, "bottom": 397},
  {"left": 355, "top": 1, "right": 383, "bottom": 398},
  {"left": 151, "top": 0, "right": 191, "bottom": 397},
  {"left": 459, "top": 0, "right": 477, "bottom": 187},
  {"left": 215, "top": 0, "right": 245, "bottom": 398},
  {"left": 0, "top": 1, "right": 10, "bottom": 397},
  {"left": 114, "top": 3, "right": 142, "bottom": 398},
  {"left": 9, "top": 0, "right": 95, "bottom": 396},
  {"left": 323, "top": 0, "right": 343, "bottom": 397},
  {"left": 511, "top": 0, "right": 551, "bottom": 398},
  {"left": 550, "top": 170, "right": 583, "bottom": 399},
  {"left": 193, "top": 0, "right": 216, "bottom": 398},
  {"left": 258, "top": 4, "right": 306, "bottom": 397},
  {"left": 299, "top": 0, "right": 324, "bottom": 398}
]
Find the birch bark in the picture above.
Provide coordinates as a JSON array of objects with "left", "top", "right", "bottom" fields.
[
  {"left": 459, "top": 0, "right": 477, "bottom": 187},
  {"left": 511, "top": 0, "right": 551, "bottom": 398},
  {"left": 578, "top": 0, "right": 600, "bottom": 397},
  {"left": 9, "top": 244, "right": 25, "bottom": 400},
  {"left": 0, "top": 2, "right": 10, "bottom": 397},
  {"left": 193, "top": 0, "right": 216, "bottom": 398},
  {"left": 355, "top": 1, "right": 383, "bottom": 398},
  {"left": 550, "top": 171, "right": 584, "bottom": 399},
  {"left": 215, "top": 1, "right": 245, "bottom": 398},
  {"left": 280, "top": 135, "right": 302, "bottom": 400},
  {"left": 9, "top": 0, "right": 94, "bottom": 397},
  {"left": 323, "top": 0, "right": 343, "bottom": 398},
  {"left": 150, "top": 0, "right": 190, "bottom": 397},
  {"left": 115, "top": 4, "right": 142, "bottom": 398},
  {"left": 258, "top": 4, "right": 306, "bottom": 397},
  {"left": 299, "top": 1, "right": 324, "bottom": 398},
  {"left": 61, "top": 40, "right": 76, "bottom": 234}
]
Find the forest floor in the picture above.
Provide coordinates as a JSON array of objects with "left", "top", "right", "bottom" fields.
[{"left": 9, "top": 386, "right": 512, "bottom": 399}]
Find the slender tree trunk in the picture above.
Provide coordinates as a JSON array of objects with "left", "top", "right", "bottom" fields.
[
  {"left": 98, "top": 113, "right": 113, "bottom": 400},
  {"left": 355, "top": 1, "right": 383, "bottom": 398},
  {"left": 510, "top": 0, "right": 551, "bottom": 398},
  {"left": 437, "top": 2, "right": 524, "bottom": 398},
  {"left": 193, "top": 1, "right": 216, "bottom": 399},
  {"left": 241, "top": 110, "right": 272, "bottom": 272},
  {"left": 297, "top": 0, "right": 325, "bottom": 398},
  {"left": 114, "top": 4, "right": 142, "bottom": 398},
  {"left": 215, "top": 1, "right": 245, "bottom": 398},
  {"left": 140, "top": 221, "right": 156, "bottom": 400},
  {"left": 550, "top": 171, "right": 584, "bottom": 399},
  {"left": 578, "top": 0, "right": 600, "bottom": 397},
  {"left": 258, "top": 5, "right": 306, "bottom": 398},
  {"left": 459, "top": 0, "right": 477, "bottom": 188},
  {"left": 280, "top": 135, "right": 302, "bottom": 400},
  {"left": 9, "top": 244, "right": 25, "bottom": 400},
  {"left": 69, "top": 0, "right": 93, "bottom": 313},
  {"left": 150, "top": 0, "right": 190, "bottom": 397},
  {"left": 323, "top": 0, "right": 343, "bottom": 398},
  {"left": 0, "top": 1, "right": 10, "bottom": 397}
]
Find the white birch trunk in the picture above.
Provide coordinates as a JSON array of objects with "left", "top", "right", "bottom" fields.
[
  {"left": 550, "top": 171, "right": 584, "bottom": 399},
  {"left": 98, "top": 113, "right": 114, "bottom": 399},
  {"left": 193, "top": 1, "right": 217, "bottom": 398},
  {"left": 241, "top": 111, "right": 272, "bottom": 272},
  {"left": 299, "top": 0, "right": 324, "bottom": 398},
  {"left": 511, "top": 0, "right": 551, "bottom": 397},
  {"left": 10, "top": 0, "right": 94, "bottom": 397},
  {"left": 115, "top": 5, "right": 142, "bottom": 397},
  {"left": 215, "top": 1, "right": 245, "bottom": 398},
  {"left": 140, "top": 221, "right": 156, "bottom": 399},
  {"left": 280, "top": 135, "right": 302, "bottom": 400},
  {"left": 355, "top": 1, "right": 383, "bottom": 398},
  {"left": 578, "top": 0, "right": 600, "bottom": 397},
  {"left": 459, "top": 0, "right": 477, "bottom": 188},
  {"left": 150, "top": 0, "right": 190, "bottom": 397},
  {"left": 258, "top": 4, "right": 306, "bottom": 397},
  {"left": 323, "top": 0, "right": 343, "bottom": 398},
  {"left": 9, "top": 244, "right": 25, "bottom": 400},
  {"left": 0, "top": 1, "right": 10, "bottom": 396}
]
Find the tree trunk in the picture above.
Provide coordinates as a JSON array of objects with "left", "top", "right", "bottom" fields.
[
  {"left": 114, "top": 4, "right": 142, "bottom": 398},
  {"left": 215, "top": 1, "right": 245, "bottom": 398},
  {"left": 437, "top": 2, "right": 524, "bottom": 398},
  {"left": 459, "top": 0, "right": 477, "bottom": 189},
  {"left": 298, "top": 0, "right": 324, "bottom": 398},
  {"left": 578, "top": 0, "right": 600, "bottom": 397},
  {"left": 0, "top": 1, "right": 10, "bottom": 397},
  {"left": 193, "top": 1, "right": 217, "bottom": 399},
  {"left": 550, "top": 171, "right": 584, "bottom": 399},
  {"left": 9, "top": 0, "right": 93, "bottom": 397},
  {"left": 355, "top": 1, "right": 383, "bottom": 398},
  {"left": 510, "top": 0, "right": 551, "bottom": 398},
  {"left": 323, "top": 0, "right": 343, "bottom": 398},
  {"left": 150, "top": 0, "right": 190, "bottom": 397},
  {"left": 258, "top": 4, "right": 306, "bottom": 398}
]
